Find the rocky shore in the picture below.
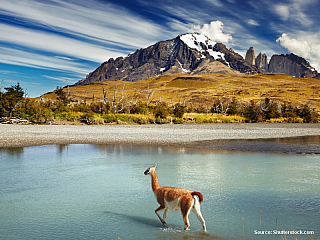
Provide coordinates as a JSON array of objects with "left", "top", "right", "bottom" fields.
[{"left": 1, "top": 124, "right": 320, "bottom": 154}]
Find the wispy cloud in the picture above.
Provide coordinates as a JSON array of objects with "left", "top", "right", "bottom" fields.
[
  {"left": 0, "top": 23, "right": 125, "bottom": 63},
  {"left": 273, "top": 0, "right": 314, "bottom": 26},
  {"left": 0, "top": 0, "right": 167, "bottom": 49},
  {"left": 0, "top": 70, "right": 19, "bottom": 75},
  {"left": 274, "top": 5, "right": 290, "bottom": 21},
  {"left": 203, "top": 0, "right": 223, "bottom": 7},
  {"left": 43, "top": 75, "right": 79, "bottom": 84},
  {"left": 0, "top": 0, "right": 172, "bottom": 80},
  {"left": 246, "top": 19, "right": 260, "bottom": 26},
  {"left": 0, "top": 47, "right": 91, "bottom": 75}
]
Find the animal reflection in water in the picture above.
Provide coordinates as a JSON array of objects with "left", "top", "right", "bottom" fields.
[{"left": 144, "top": 165, "right": 206, "bottom": 231}]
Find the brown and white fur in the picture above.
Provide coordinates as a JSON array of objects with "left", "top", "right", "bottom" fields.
[{"left": 144, "top": 165, "right": 206, "bottom": 231}]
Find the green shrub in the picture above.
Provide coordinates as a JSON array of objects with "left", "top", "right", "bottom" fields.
[
  {"left": 154, "top": 103, "right": 169, "bottom": 118},
  {"left": 173, "top": 104, "right": 186, "bottom": 118},
  {"left": 173, "top": 118, "right": 184, "bottom": 124}
]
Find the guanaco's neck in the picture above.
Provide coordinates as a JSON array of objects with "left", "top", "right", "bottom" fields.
[{"left": 151, "top": 170, "right": 160, "bottom": 191}]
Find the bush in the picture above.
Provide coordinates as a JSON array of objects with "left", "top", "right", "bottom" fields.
[
  {"left": 131, "top": 102, "right": 149, "bottom": 114},
  {"left": 81, "top": 112, "right": 95, "bottom": 124},
  {"left": 173, "top": 104, "right": 186, "bottom": 118},
  {"left": 154, "top": 103, "right": 169, "bottom": 119},
  {"left": 173, "top": 118, "right": 184, "bottom": 124}
]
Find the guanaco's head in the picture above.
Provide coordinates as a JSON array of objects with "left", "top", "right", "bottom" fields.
[{"left": 144, "top": 164, "right": 156, "bottom": 175}]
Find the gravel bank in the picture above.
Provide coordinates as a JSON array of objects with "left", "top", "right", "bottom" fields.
[{"left": 1, "top": 124, "right": 320, "bottom": 154}]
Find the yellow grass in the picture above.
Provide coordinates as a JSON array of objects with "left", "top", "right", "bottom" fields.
[
  {"left": 184, "top": 113, "right": 246, "bottom": 123},
  {"left": 39, "top": 73, "right": 320, "bottom": 111}
]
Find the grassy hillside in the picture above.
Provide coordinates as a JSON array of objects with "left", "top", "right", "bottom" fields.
[{"left": 40, "top": 73, "right": 320, "bottom": 111}]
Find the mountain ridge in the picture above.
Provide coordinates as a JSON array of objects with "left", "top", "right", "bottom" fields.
[
  {"left": 76, "top": 33, "right": 318, "bottom": 85},
  {"left": 76, "top": 33, "right": 260, "bottom": 85}
]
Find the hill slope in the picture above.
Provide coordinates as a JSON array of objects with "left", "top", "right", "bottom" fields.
[{"left": 42, "top": 73, "right": 320, "bottom": 111}]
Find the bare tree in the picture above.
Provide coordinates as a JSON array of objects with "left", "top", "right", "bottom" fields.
[
  {"left": 102, "top": 86, "right": 109, "bottom": 104},
  {"left": 218, "top": 97, "right": 231, "bottom": 115},
  {"left": 24, "top": 88, "right": 29, "bottom": 109},
  {"left": 146, "top": 84, "right": 154, "bottom": 106},
  {"left": 111, "top": 84, "right": 128, "bottom": 112}
]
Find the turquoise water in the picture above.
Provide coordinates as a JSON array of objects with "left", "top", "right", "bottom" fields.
[{"left": 0, "top": 144, "right": 319, "bottom": 240}]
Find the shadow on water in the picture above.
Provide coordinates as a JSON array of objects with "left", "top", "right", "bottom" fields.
[
  {"left": 104, "top": 210, "right": 162, "bottom": 228},
  {"left": 104, "top": 211, "right": 228, "bottom": 240}
]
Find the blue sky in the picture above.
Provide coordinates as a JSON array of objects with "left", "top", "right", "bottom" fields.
[{"left": 1, "top": 0, "right": 320, "bottom": 97}]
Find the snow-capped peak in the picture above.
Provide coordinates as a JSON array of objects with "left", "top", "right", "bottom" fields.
[
  {"left": 179, "top": 33, "right": 225, "bottom": 61},
  {"left": 180, "top": 33, "right": 215, "bottom": 51}
]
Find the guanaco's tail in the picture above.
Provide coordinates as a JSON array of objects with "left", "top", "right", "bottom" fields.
[{"left": 191, "top": 191, "right": 203, "bottom": 203}]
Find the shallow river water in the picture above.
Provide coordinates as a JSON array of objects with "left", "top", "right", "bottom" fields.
[{"left": 0, "top": 144, "right": 319, "bottom": 240}]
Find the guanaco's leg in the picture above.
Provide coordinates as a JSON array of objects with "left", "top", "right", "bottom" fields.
[
  {"left": 192, "top": 197, "right": 206, "bottom": 231},
  {"left": 163, "top": 208, "right": 169, "bottom": 222},
  {"left": 181, "top": 198, "right": 192, "bottom": 230},
  {"left": 155, "top": 206, "right": 166, "bottom": 224},
  {"left": 182, "top": 209, "right": 191, "bottom": 230}
]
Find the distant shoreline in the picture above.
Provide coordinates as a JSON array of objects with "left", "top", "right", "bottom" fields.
[{"left": 1, "top": 123, "right": 320, "bottom": 154}]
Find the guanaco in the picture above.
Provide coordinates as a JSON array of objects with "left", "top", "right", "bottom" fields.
[{"left": 144, "top": 165, "right": 206, "bottom": 231}]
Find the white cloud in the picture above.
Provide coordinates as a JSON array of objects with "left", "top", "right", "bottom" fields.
[
  {"left": 247, "top": 19, "right": 260, "bottom": 26},
  {"left": 276, "top": 33, "right": 311, "bottom": 58},
  {"left": 276, "top": 33, "right": 320, "bottom": 71},
  {"left": 192, "top": 21, "right": 233, "bottom": 43},
  {"left": 274, "top": 5, "right": 290, "bottom": 21}
]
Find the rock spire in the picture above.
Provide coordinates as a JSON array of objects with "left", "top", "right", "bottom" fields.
[
  {"left": 255, "top": 52, "right": 268, "bottom": 72},
  {"left": 245, "top": 47, "right": 255, "bottom": 65}
]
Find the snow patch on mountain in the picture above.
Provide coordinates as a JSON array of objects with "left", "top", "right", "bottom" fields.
[
  {"left": 180, "top": 33, "right": 226, "bottom": 61},
  {"left": 180, "top": 33, "right": 214, "bottom": 51},
  {"left": 208, "top": 49, "right": 225, "bottom": 60}
]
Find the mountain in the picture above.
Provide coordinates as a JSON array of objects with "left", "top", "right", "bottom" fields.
[
  {"left": 244, "top": 47, "right": 318, "bottom": 77},
  {"left": 268, "top": 53, "right": 317, "bottom": 78},
  {"left": 77, "top": 33, "right": 318, "bottom": 86},
  {"left": 76, "top": 33, "right": 259, "bottom": 85}
]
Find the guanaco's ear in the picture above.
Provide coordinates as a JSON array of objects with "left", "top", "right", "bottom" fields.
[{"left": 153, "top": 164, "right": 157, "bottom": 169}]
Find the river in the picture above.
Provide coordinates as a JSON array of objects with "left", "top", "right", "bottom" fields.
[{"left": 1, "top": 144, "right": 319, "bottom": 239}]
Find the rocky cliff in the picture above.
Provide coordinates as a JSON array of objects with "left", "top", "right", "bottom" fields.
[
  {"left": 269, "top": 53, "right": 317, "bottom": 78},
  {"left": 244, "top": 46, "right": 317, "bottom": 77},
  {"left": 245, "top": 47, "right": 255, "bottom": 65},
  {"left": 255, "top": 52, "right": 268, "bottom": 72},
  {"left": 76, "top": 33, "right": 260, "bottom": 85}
]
